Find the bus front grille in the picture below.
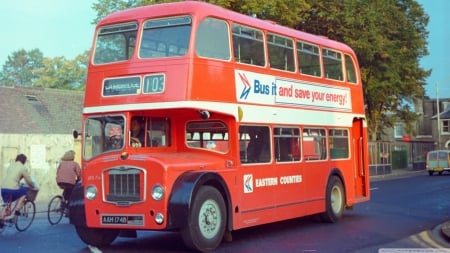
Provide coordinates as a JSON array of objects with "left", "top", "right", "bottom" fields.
[{"left": 105, "top": 167, "right": 143, "bottom": 202}]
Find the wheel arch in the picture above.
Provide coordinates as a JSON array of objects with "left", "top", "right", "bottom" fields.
[{"left": 167, "top": 171, "right": 232, "bottom": 231}]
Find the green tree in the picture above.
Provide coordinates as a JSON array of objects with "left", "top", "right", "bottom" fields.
[
  {"left": 92, "top": 0, "right": 308, "bottom": 27},
  {"left": 298, "top": 0, "right": 430, "bottom": 140},
  {"left": 34, "top": 51, "right": 89, "bottom": 90},
  {"left": 0, "top": 48, "right": 44, "bottom": 87}
]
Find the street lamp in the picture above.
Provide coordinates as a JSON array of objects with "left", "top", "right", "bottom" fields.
[{"left": 436, "top": 82, "right": 441, "bottom": 149}]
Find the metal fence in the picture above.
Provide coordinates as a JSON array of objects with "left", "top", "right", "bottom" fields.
[{"left": 369, "top": 141, "right": 434, "bottom": 176}]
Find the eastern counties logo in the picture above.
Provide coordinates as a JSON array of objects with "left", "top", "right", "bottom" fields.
[{"left": 243, "top": 174, "right": 253, "bottom": 193}]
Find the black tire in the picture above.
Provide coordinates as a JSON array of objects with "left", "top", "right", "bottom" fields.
[
  {"left": 75, "top": 226, "right": 119, "bottom": 247},
  {"left": 180, "top": 186, "right": 226, "bottom": 252},
  {"left": 320, "top": 176, "right": 345, "bottom": 223},
  {"left": 428, "top": 171, "right": 433, "bottom": 176},
  {"left": 48, "top": 195, "right": 64, "bottom": 225},
  {"left": 15, "top": 200, "right": 35, "bottom": 232}
]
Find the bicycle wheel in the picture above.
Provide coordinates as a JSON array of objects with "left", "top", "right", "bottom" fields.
[
  {"left": 15, "top": 200, "right": 35, "bottom": 232},
  {"left": 48, "top": 195, "right": 64, "bottom": 225}
]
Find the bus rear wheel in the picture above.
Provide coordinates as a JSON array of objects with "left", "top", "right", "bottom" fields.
[
  {"left": 180, "top": 186, "right": 226, "bottom": 252},
  {"left": 320, "top": 176, "right": 345, "bottom": 223},
  {"left": 75, "top": 226, "right": 119, "bottom": 247}
]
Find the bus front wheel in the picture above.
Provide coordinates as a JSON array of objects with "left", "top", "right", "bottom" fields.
[
  {"left": 320, "top": 176, "right": 345, "bottom": 223},
  {"left": 180, "top": 186, "right": 226, "bottom": 252},
  {"left": 75, "top": 226, "right": 119, "bottom": 247}
]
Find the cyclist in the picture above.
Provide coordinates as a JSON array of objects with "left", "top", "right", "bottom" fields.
[
  {"left": 1, "top": 154, "right": 37, "bottom": 220},
  {"left": 56, "top": 150, "right": 81, "bottom": 214}
]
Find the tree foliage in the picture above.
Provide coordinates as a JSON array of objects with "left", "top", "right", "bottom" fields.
[
  {"left": 34, "top": 51, "right": 89, "bottom": 90},
  {"left": 0, "top": 49, "right": 88, "bottom": 90},
  {"left": 0, "top": 49, "right": 44, "bottom": 87},
  {"left": 298, "top": 0, "right": 430, "bottom": 140}
]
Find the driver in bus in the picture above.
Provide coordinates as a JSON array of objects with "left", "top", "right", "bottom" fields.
[{"left": 130, "top": 118, "right": 146, "bottom": 147}]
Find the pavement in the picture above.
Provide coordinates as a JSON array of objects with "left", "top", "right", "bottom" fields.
[{"left": 371, "top": 167, "right": 450, "bottom": 248}]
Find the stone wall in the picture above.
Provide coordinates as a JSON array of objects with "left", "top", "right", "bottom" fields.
[{"left": 0, "top": 134, "right": 81, "bottom": 205}]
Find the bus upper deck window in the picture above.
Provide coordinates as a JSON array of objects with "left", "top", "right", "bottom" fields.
[
  {"left": 232, "top": 24, "right": 265, "bottom": 67},
  {"left": 345, "top": 54, "right": 358, "bottom": 83},
  {"left": 196, "top": 17, "right": 230, "bottom": 60},
  {"left": 322, "top": 48, "right": 343, "bottom": 81},
  {"left": 94, "top": 22, "right": 138, "bottom": 64},
  {"left": 297, "top": 41, "right": 321, "bottom": 77},
  {"left": 140, "top": 16, "right": 192, "bottom": 59},
  {"left": 267, "top": 33, "right": 295, "bottom": 72}
]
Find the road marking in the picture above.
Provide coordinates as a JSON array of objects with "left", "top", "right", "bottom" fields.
[{"left": 410, "top": 230, "right": 448, "bottom": 248}]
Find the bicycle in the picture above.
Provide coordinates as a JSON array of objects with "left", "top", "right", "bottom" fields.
[
  {"left": 0, "top": 188, "right": 37, "bottom": 233},
  {"left": 47, "top": 193, "right": 68, "bottom": 225}
]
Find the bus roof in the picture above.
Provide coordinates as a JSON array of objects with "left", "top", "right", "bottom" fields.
[{"left": 98, "top": 1, "right": 354, "bottom": 54}]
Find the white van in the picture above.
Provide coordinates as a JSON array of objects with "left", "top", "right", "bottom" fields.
[{"left": 426, "top": 150, "right": 450, "bottom": 176}]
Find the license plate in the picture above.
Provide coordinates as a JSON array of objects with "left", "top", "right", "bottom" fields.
[
  {"left": 102, "top": 215, "right": 127, "bottom": 224},
  {"left": 101, "top": 215, "right": 144, "bottom": 226}
]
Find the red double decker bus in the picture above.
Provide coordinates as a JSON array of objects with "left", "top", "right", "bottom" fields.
[{"left": 70, "top": 2, "right": 370, "bottom": 252}]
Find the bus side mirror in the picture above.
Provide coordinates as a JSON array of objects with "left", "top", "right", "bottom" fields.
[{"left": 73, "top": 129, "right": 81, "bottom": 139}]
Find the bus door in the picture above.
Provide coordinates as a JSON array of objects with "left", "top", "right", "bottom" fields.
[
  {"left": 273, "top": 127, "right": 304, "bottom": 218},
  {"left": 352, "top": 118, "right": 368, "bottom": 198},
  {"left": 238, "top": 126, "right": 276, "bottom": 222}
]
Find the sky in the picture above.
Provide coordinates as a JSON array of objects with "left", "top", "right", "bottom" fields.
[
  {"left": 0, "top": 0, "right": 448, "bottom": 98},
  {"left": 0, "top": 1, "right": 96, "bottom": 64}
]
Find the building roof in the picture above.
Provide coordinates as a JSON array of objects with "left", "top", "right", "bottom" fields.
[
  {"left": 431, "top": 109, "right": 450, "bottom": 120},
  {"left": 0, "top": 87, "right": 84, "bottom": 134},
  {"left": 431, "top": 110, "right": 450, "bottom": 120}
]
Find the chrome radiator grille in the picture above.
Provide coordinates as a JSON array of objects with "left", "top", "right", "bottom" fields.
[{"left": 105, "top": 167, "right": 142, "bottom": 202}]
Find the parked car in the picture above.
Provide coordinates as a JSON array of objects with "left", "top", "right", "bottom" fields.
[{"left": 426, "top": 150, "right": 450, "bottom": 176}]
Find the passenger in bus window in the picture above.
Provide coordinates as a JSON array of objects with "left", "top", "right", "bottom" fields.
[
  {"left": 130, "top": 118, "right": 145, "bottom": 147},
  {"left": 247, "top": 127, "right": 268, "bottom": 162}
]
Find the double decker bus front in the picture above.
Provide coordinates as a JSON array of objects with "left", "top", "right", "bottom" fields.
[{"left": 72, "top": 5, "right": 218, "bottom": 242}]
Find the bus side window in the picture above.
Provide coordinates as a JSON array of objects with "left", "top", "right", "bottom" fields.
[
  {"left": 323, "top": 48, "right": 343, "bottom": 81},
  {"left": 297, "top": 41, "right": 321, "bottom": 77},
  {"left": 345, "top": 54, "right": 358, "bottom": 83},
  {"left": 196, "top": 17, "right": 230, "bottom": 60},
  {"left": 240, "top": 126, "right": 270, "bottom": 163},
  {"left": 329, "top": 129, "right": 349, "bottom": 159},
  {"left": 232, "top": 24, "right": 265, "bottom": 67},
  {"left": 267, "top": 33, "right": 295, "bottom": 72},
  {"left": 274, "top": 127, "right": 301, "bottom": 162},
  {"left": 186, "top": 120, "right": 229, "bottom": 153},
  {"left": 303, "top": 128, "right": 327, "bottom": 160},
  {"left": 147, "top": 117, "right": 171, "bottom": 147}
]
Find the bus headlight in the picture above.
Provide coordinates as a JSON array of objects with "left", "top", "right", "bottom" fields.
[
  {"left": 85, "top": 185, "right": 98, "bottom": 200},
  {"left": 151, "top": 185, "right": 164, "bottom": 201},
  {"left": 155, "top": 213, "right": 164, "bottom": 224}
]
